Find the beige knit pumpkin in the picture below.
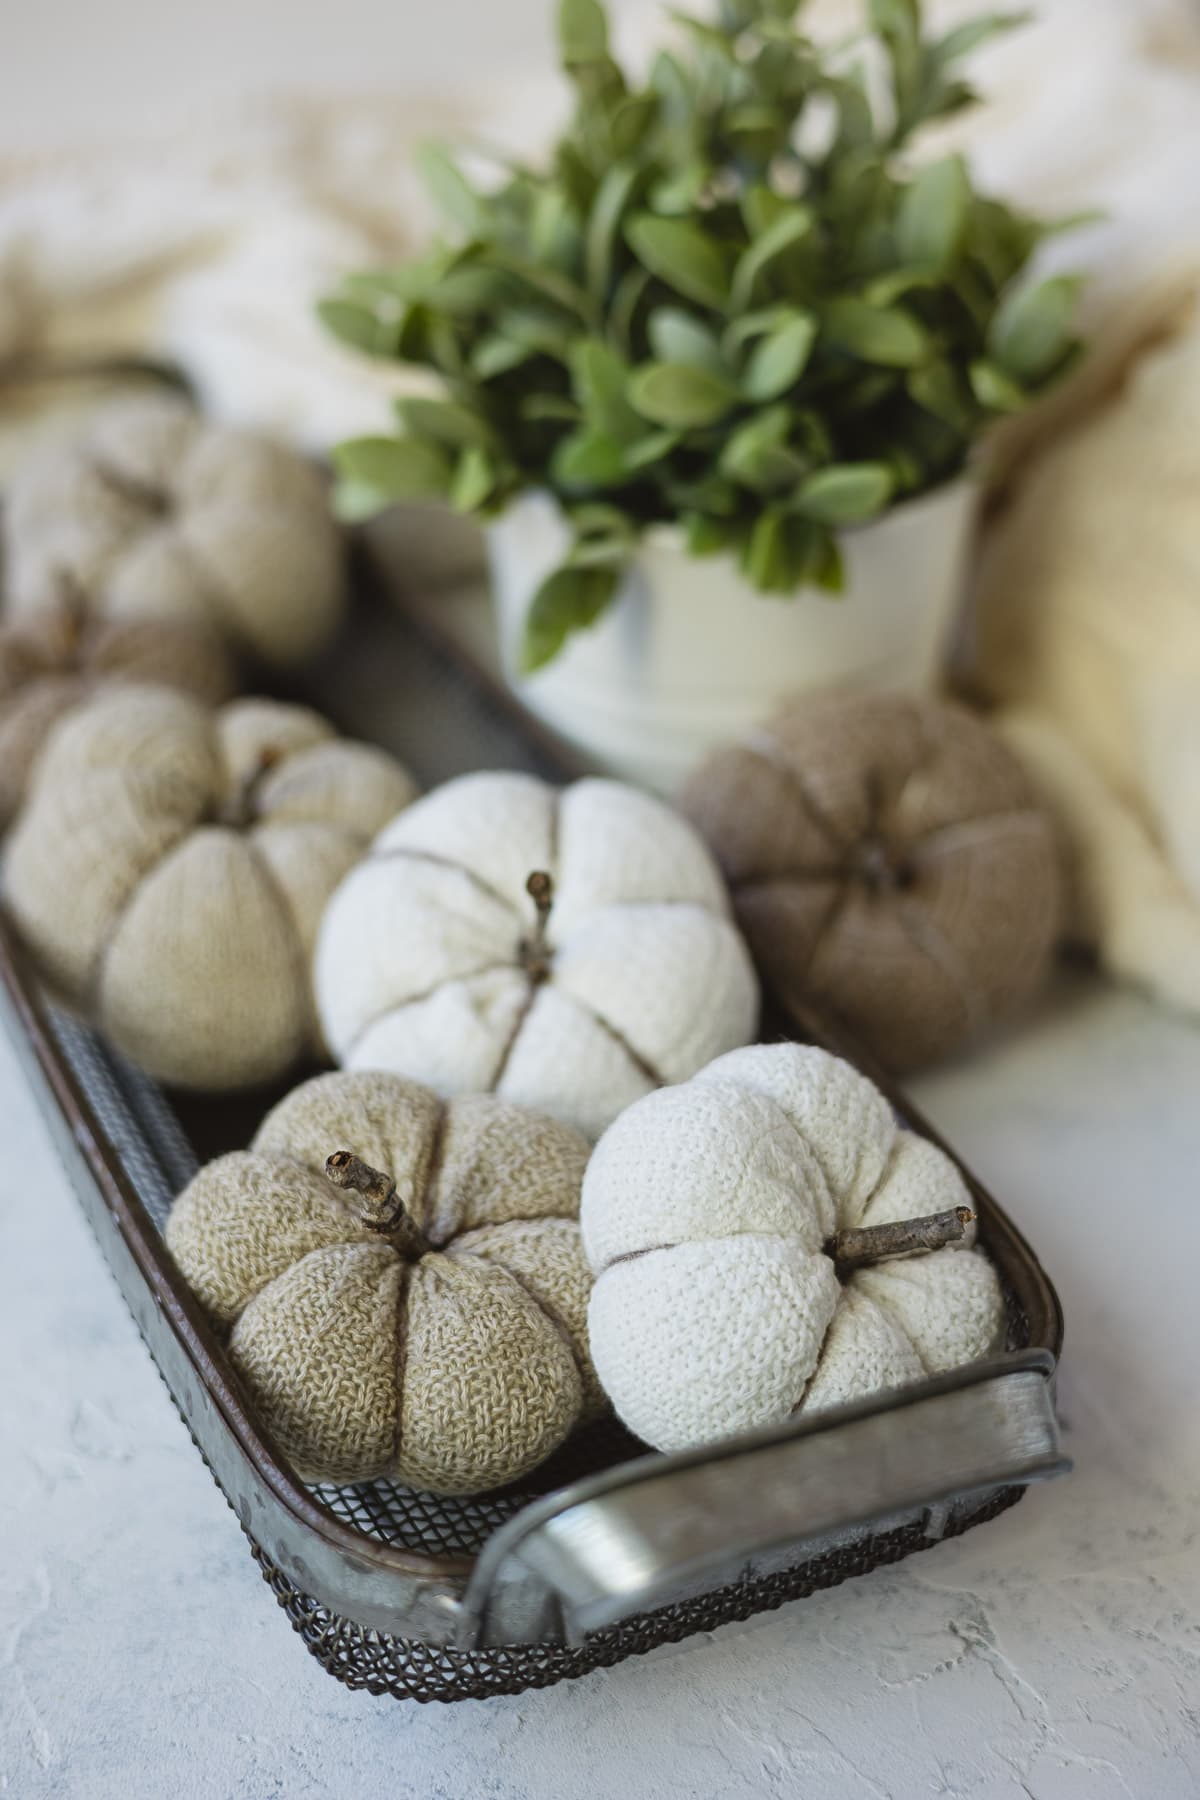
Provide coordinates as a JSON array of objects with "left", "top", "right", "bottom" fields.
[
  {"left": 3, "top": 684, "right": 417, "bottom": 1089},
  {"left": 0, "top": 603, "right": 236, "bottom": 828},
  {"left": 680, "top": 693, "right": 1063, "bottom": 1072},
  {"left": 2, "top": 393, "right": 346, "bottom": 667},
  {"left": 166, "top": 1070, "right": 599, "bottom": 1493}
]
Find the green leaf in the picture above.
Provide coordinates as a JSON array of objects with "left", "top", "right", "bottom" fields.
[
  {"left": 795, "top": 462, "right": 895, "bottom": 524},
  {"left": 627, "top": 361, "right": 736, "bottom": 428},
  {"left": 731, "top": 206, "right": 814, "bottom": 311},
  {"left": 743, "top": 313, "right": 817, "bottom": 401},
  {"left": 896, "top": 155, "right": 971, "bottom": 270},
  {"left": 415, "top": 143, "right": 481, "bottom": 236},
  {"left": 585, "top": 161, "right": 640, "bottom": 299},
  {"left": 558, "top": 0, "right": 609, "bottom": 62},
  {"left": 316, "top": 297, "right": 397, "bottom": 358},
  {"left": 622, "top": 430, "right": 681, "bottom": 472},
  {"left": 684, "top": 512, "right": 740, "bottom": 557},
  {"left": 969, "top": 359, "right": 1026, "bottom": 411},
  {"left": 743, "top": 506, "right": 789, "bottom": 591},
  {"left": 907, "top": 360, "right": 973, "bottom": 429},
  {"left": 470, "top": 334, "right": 536, "bottom": 380},
  {"left": 989, "top": 274, "right": 1082, "bottom": 384},
  {"left": 521, "top": 563, "right": 620, "bottom": 671},
  {"left": 332, "top": 435, "right": 452, "bottom": 500},
  {"left": 625, "top": 214, "right": 730, "bottom": 309},
  {"left": 570, "top": 339, "right": 643, "bottom": 440},
  {"left": 552, "top": 429, "right": 627, "bottom": 488},
  {"left": 719, "top": 406, "right": 807, "bottom": 493},
  {"left": 935, "top": 12, "right": 1029, "bottom": 63},
  {"left": 647, "top": 308, "right": 725, "bottom": 372},
  {"left": 722, "top": 304, "right": 799, "bottom": 356},
  {"left": 822, "top": 299, "right": 932, "bottom": 367},
  {"left": 450, "top": 445, "right": 497, "bottom": 511},
  {"left": 739, "top": 185, "right": 791, "bottom": 240},
  {"left": 395, "top": 396, "right": 495, "bottom": 449}
]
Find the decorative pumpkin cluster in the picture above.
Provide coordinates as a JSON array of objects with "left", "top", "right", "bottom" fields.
[
  {"left": 322, "top": 0, "right": 1082, "bottom": 668},
  {"left": 0, "top": 397, "right": 1014, "bottom": 1499}
]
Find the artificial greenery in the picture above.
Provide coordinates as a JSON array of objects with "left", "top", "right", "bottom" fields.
[{"left": 321, "top": 0, "right": 1083, "bottom": 670}]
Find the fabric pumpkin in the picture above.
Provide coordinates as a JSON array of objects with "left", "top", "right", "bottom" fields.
[
  {"left": 3, "top": 393, "right": 346, "bottom": 667},
  {"left": 3, "top": 684, "right": 417, "bottom": 1090},
  {"left": 583, "top": 1043, "right": 1005, "bottom": 1454},
  {"left": 313, "top": 770, "right": 759, "bottom": 1141},
  {"left": 680, "top": 692, "right": 1063, "bottom": 1073},
  {"left": 0, "top": 603, "right": 236, "bottom": 828},
  {"left": 166, "top": 1069, "right": 600, "bottom": 1493}
]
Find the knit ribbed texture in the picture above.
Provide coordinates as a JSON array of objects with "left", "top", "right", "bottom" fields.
[
  {"left": 680, "top": 692, "right": 1063, "bottom": 1072},
  {"left": 0, "top": 608, "right": 236, "bottom": 828},
  {"left": 314, "top": 770, "right": 760, "bottom": 1140},
  {"left": 165, "top": 1070, "right": 598, "bottom": 1494},
  {"left": 2, "top": 684, "right": 417, "bottom": 1090},
  {"left": 582, "top": 1043, "right": 1005, "bottom": 1454},
  {"left": 2, "top": 393, "right": 346, "bottom": 667}
]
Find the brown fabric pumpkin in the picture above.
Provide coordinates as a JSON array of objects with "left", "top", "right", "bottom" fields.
[
  {"left": 680, "top": 692, "right": 1063, "bottom": 1072},
  {"left": 3, "top": 684, "right": 417, "bottom": 1090},
  {"left": 2, "top": 393, "right": 346, "bottom": 668},
  {"left": 166, "top": 1070, "right": 600, "bottom": 1493},
  {"left": 0, "top": 604, "right": 236, "bottom": 828}
]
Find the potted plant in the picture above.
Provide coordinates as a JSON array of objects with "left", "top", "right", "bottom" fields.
[{"left": 321, "top": 0, "right": 1082, "bottom": 792}]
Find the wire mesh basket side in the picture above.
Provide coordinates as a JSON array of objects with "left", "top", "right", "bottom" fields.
[{"left": 252, "top": 1485, "right": 1026, "bottom": 1703}]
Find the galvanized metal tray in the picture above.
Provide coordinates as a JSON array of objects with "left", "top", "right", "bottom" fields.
[{"left": 0, "top": 543, "right": 1067, "bottom": 1701}]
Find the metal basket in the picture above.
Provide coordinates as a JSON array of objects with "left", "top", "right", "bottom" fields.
[{"left": 0, "top": 552, "right": 1067, "bottom": 1702}]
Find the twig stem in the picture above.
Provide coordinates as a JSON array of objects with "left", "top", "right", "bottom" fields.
[
  {"left": 519, "top": 870, "right": 555, "bottom": 981},
  {"left": 827, "top": 1206, "right": 973, "bottom": 1272},
  {"left": 324, "top": 1151, "right": 432, "bottom": 1260},
  {"left": 217, "top": 746, "right": 282, "bottom": 829}
]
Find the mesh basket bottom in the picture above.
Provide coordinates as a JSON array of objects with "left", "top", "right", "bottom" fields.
[{"left": 252, "top": 1485, "right": 1026, "bottom": 1703}]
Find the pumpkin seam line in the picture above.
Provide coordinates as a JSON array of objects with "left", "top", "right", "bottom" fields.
[
  {"left": 243, "top": 832, "right": 323, "bottom": 1057},
  {"left": 338, "top": 960, "right": 517, "bottom": 1067},
  {"left": 737, "top": 730, "right": 853, "bottom": 856},
  {"left": 368, "top": 845, "right": 524, "bottom": 920},
  {"left": 892, "top": 894, "right": 989, "bottom": 1038}
]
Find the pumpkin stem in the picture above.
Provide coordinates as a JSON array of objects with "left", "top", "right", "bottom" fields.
[
  {"left": 217, "top": 745, "right": 283, "bottom": 830},
  {"left": 519, "top": 869, "right": 555, "bottom": 981},
  {"left": 826, "top": 1205, "right": 973, "bottom": 1273},
  {"left": 324, "top": 1150, "right": 432, "bottom": 1260}
]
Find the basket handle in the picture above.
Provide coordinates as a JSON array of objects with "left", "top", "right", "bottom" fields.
[{"left": 456, "top": 1352, "right": 1067, "bottom": 1650}]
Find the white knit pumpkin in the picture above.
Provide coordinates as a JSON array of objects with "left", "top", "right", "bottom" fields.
[
  {"left": 3, "top": 393, "right": 346, "bottom": 669},
  {"left": 313, "top": 771, "right": 759, "bottom": 1141},
  {"left": 583, "top": 1043, "right": 1005, "bottom": 1453}
]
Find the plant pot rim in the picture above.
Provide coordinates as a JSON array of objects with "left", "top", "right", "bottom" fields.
[{"left": 494, "top": 469, "right": 979, "bottom": 554}]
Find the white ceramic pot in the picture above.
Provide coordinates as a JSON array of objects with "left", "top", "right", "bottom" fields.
[{"left": 488, "top": 480, "right": 978, "bottom": 795}]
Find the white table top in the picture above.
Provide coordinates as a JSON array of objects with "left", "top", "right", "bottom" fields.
[{"left": 3, "top": 968, "right": 1198, "bottom": 1800}]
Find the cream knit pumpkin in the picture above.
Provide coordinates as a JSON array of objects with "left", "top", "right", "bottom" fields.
[
  {"left": 0, "top": 604, "right": 236, "bottom": 828},
  {"left": 313, "top": 770, "right": 759, "bottom": 1140},
  {"left": 3, "top": 393, "right": 346, "bottom": 668},
  {"left": 166, "top": 1070, "right": 599, "bottom": 1493},
  {"left": 583, "top": 1043, "right": 1005, "bottom": 1454},
  {"left": 3, "top": 684, "right": 417, "bottom": 1090}
]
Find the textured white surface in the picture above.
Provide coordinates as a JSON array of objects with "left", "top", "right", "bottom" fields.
[{"left": 3, "top": 972, "right": 1200, "bottom": 1799}]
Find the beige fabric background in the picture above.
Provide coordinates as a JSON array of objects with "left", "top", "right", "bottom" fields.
[{"left": 1, "top": 0, "right": 1197, "bottom": 463}]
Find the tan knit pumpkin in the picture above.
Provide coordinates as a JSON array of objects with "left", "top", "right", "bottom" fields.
[
  {"left": 680, "top": 693, "right": 1063, "bottom": 1072},
  {"left": 166, "top": 1070, "right": 600, "bottom": 1493},
  {"left": 3, "top": 684, "right": 417, "bottom": 1090},
  {"left": 0, "top": 603, "right": 236, "bottom": 828},
  {"left": 2, "top": 393, "right": 346, "bottom": 668}
]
